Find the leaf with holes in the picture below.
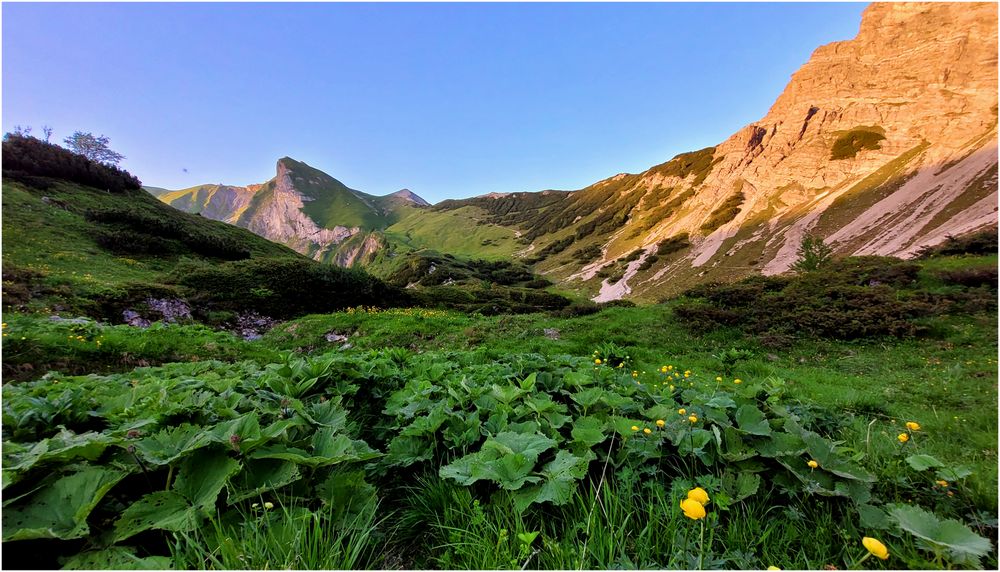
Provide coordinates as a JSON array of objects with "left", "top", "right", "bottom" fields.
[
  {"left": 2, "top": 467, "right": 127, "bottom": 541},
  {"left": 113, "top": 491, "right": 198, "bottom": 542}
]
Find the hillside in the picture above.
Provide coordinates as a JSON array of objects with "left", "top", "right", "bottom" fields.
[{"left": 0, "top": 136, "right": 401, "bottom": 323}]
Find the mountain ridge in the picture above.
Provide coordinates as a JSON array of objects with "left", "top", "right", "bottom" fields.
[{"left": 148, "top": 2, "right": 998, "bottom": 301}]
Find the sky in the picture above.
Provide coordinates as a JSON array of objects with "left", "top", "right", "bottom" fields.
[{"left": 2, "top": 2, "right": 868, "bottom": 203}]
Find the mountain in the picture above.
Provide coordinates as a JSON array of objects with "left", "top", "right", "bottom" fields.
[
  {"left": 150, "top": 157, "right": 432, "bottom": 265},
  {"left": 148, "top": 2, "right": 998, "bottom": 301}
]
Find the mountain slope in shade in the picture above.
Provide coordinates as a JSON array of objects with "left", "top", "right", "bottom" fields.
[{"left": 148, "top": 157, "right": 432, "bottom": 264}]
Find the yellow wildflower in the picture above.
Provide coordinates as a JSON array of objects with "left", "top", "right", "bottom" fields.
[
  {"left": 661, "top": 366, "right": 668, "bottom": 373},
  {"left": 595, "top": 358, "right": 602, "bottom": 365},
  {"left": 897, "top": 433, "right": 909, "bottom": 443},
  {"left": 936, "top": 480, "right": 948, "bottom": 488},
  {"left": 678, "top": 408, "right": 686, "bottom": 415},
  {"left": 656, "top": 419, "right": 665, "bottom": 428},
  {"left": 905, "top": 421, "right": 921, "bottom": 431},
  {"left": 631, "top": 425, "right": 639, "bottom": 432},
  {"left": 807, "top": 460, "right": 819, "bottom": 469},
  {"left": 688, "top": 415, "right": 698, "bottom": 423},
  {"left": 679, "top": 498, "right": 706, "bottom": 520},
  {"left": 862, "top": 537, "right": 889, "bottom": 560},
  {"left": 643, "top": 428, "right": 652, "bottom": 435},
  {"left": 687, "top": 487, "right": 709, "bottom": 505},
  {"left": 264, "top": 501, "right": 274, "bottom": 510},
  {"left": 767, "top": 567, "right": 782, "bottom": 570},
  {"left": 734, "top": 378, "right": 743, "bottom": 384},
  {"left": 715, "top": 376, "right": 722, "bottom": 382}
]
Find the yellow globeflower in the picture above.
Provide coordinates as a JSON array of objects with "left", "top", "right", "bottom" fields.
[
  {"left": 688, "top": 415, "right": 698, "bottom": 423},
  {"left": 897, "top": 433, "right": 909, "bottom": 443},
  {"left": 264, "top": 501, "right": 274, "bottom": 510},
  {"left": 656, "top": 419, "right": 665, "bottom": 428},
  {"left": 807, "top": 460, "right": 819, "bottom": 469},
  {"left": 734, "top": 378, "right": 743, "bottom": 384},
  {"left": 678, "top": 408, "right": 686, "bottom": 415},
  {"left": 661, "top": 366, "right": 668, "bottom": 373},
  {"left": 715, "top": 376, "right": 723, "bottom": 382},
  {"left": 936, "top": 480, "right": 948, "bottom": 488},
  {"left": 679, "top": 498, "right": 706, "bottom": 520},
  {"left": 631, "top": 425, "right": 639, "bottom": 432},
  {"left": 767, "top": 567, "right": 782, "bottom": 571},
  {"left": 595, "top": 358, "right": 602, "bottom": 365},
  {"left": 687, "top": 487, "right": 709, "bottom": 505},
  {"left": 643, "top": 428, "right": 652, "bottom": 435},
  {"left": 862, "top": 537, "right": 889, "bottom": 560},
  {"left": 906, "top": 421, "right": 921, "bottom": 431}
]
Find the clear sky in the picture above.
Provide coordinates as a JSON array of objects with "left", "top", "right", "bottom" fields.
[{"left": 3, "top": 2, "right": 868, "bottom": 203}]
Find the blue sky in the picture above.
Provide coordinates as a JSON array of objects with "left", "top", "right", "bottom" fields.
[{"left": 3, "top": 2, "right": 868, "bottom": 202}]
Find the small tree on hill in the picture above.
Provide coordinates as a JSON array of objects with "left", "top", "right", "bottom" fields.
[
  {"left": 63, "top": 131, "right": 124, "bottom": 165},
  {"left": 792, "top": 234, "right": 833, "bottom": 273}
]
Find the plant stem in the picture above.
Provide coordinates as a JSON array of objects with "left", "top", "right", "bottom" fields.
[
  {"left": 165, "top": 464, "right": 174, "bottom": 491},
  {"left": 698, "top": 520, "right": 705, "bottom": 570}
]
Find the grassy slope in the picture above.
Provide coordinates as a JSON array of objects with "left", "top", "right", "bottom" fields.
[
  {"left": 1, "top": 178, "right": 301, "bottom": 310},
  {"left": 383, "top": 205, "right": 522, "bottom": 260}
]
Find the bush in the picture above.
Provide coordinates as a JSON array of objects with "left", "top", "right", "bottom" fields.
[
  {"left": 173, "top": 258, "right": 401, "bottom": 318},
  {"left": 830, "top": 127, "right": 886, "bottom": 160},
  {"left": 916, "top": 229, "right": 998, "bottom": 258},
  {"left": 935, "top": 267, "right": 998, "bottom": 289},
  {"left": 675, "top": 256, "right": 946, "bottom": 340},
  {"left": 2, "top": 134, "right": 141, "bottom": 193}
]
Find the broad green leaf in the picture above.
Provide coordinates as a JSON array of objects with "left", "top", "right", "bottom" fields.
[
  {"left": 512, "top": 450, "right": 593, "bottom": 511},
  {"left": 227, "top": 459, "right": 301, "bottom": 505},
  {"left": 905, "top": 454, "right": 944, "bottom": 472},
  {"left": 385, "top": 436, "right": 434, "bottom": 467},
  {"left": 571, "top": 416, "right": 606, "bottom": 448},
  {"left": 563, "top": 371, "right": 593, "bottom": 388},
  {"left": 889, "top": 504, "right": 992, "bottom": 565},
  {"left": 4, "top": 429, "right": 114, "bottom": 472},
  {"left": 317, "top": 470, "right": 377, "bottom": 528},
  {"left": 935, "top": 466, "right": 973, "bottom": 481},
  {"left": 490, "top": 384, "right": 526, "bottom": 405},
  {"left": 2, "top": 467, "right": 127, "bottom": 541},
  {"left": 173, "top": 448, "right": 241, "bottom": 510},
  {"left": 484, "top": 432, "right": 556, "bottom": 460},
  {"left": 570, "top": 387, "right": 605, "bottom": 408},
  {"left": 479, "top": 453, "right": 540, "bottom": 490},
  {"left": 801, "top": 432, "right": 875, "bottom": 482},
  {"left": 113, "top": 491, "right": 198, "bottom": 542},
  {"left": 735, "top": 405, "right": 771, "bottom": 436},
  {"left": 207, "top": 414, "right": 262, "bottom": 452},
  {"left": 721, "top": 472, "right": 760, "bottom": 503},
  {"left": 61, "top": 547, "right": 172, "bottom": 570},
  {"left": 132, "top": 424, "right": 211, "bottom": 466},
  {"left": 440, "top": 451, "right": 490, "bottom": 486},
  {"left": 757, "top": 432, "right": 806, "bottom": 457},
  {"left": 705, "top": 395, "right": 737, "bottom": 410},
  {"left": 857, "top": 504, "right": 891, "bottom": 530}
]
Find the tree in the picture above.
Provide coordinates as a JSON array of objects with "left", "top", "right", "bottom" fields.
[
  {"left": 41, "top": 126, "right": 53, "bottom": 143},
  {"left": 791, "top": 234, "right": 833, "bottom": 273},
  {"left": 63, "top": 131, "right": 124, "bottom": 165}
]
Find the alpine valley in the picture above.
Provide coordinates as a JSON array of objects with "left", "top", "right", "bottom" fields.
[{"left": 151, "top": 2, "right": 998, "bottom": 302}]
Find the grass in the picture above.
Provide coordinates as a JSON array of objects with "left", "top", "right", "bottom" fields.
[
  {"left": 382, "top": 205, "right": 521, "bottom": 260},
  {"left": 2, "top": 251, "right": 996, "bottom": 570}
]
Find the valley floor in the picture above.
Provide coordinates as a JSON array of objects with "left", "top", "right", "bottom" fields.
[{"left": 2, "top": 268, "right": 997, "bottom": 569}]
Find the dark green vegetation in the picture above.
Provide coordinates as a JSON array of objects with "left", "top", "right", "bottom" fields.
[
  {"left": 699, "top": 191, "right": 745, "bottom": 233},
  {"left": 676, "top": 252, "right": 997, "bottom": 341},
  {"left": 2, "top": 246, "right": 996, "bottom": 569},
  {"left": 2, "top": 134, "right": 140, "bottom": 194},
  {"left": 831, "top": 126, "right": 887, "bottom": 160}
]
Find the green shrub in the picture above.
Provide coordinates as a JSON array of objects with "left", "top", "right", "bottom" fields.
[
  {"left": 916, "top": 229, "right": 998, "bottom": 258},
  {"left": 2, "top": 134, "right": 141, "bottom": 193},
  {"left": 700, "top": 192, "right": 745, "bottom": 233},
  {"left": 830, "top": 127, "right": 886, "bottom": 160},
  {"left": 173, "top": 258, "right": 401, "bottom": 318}
]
